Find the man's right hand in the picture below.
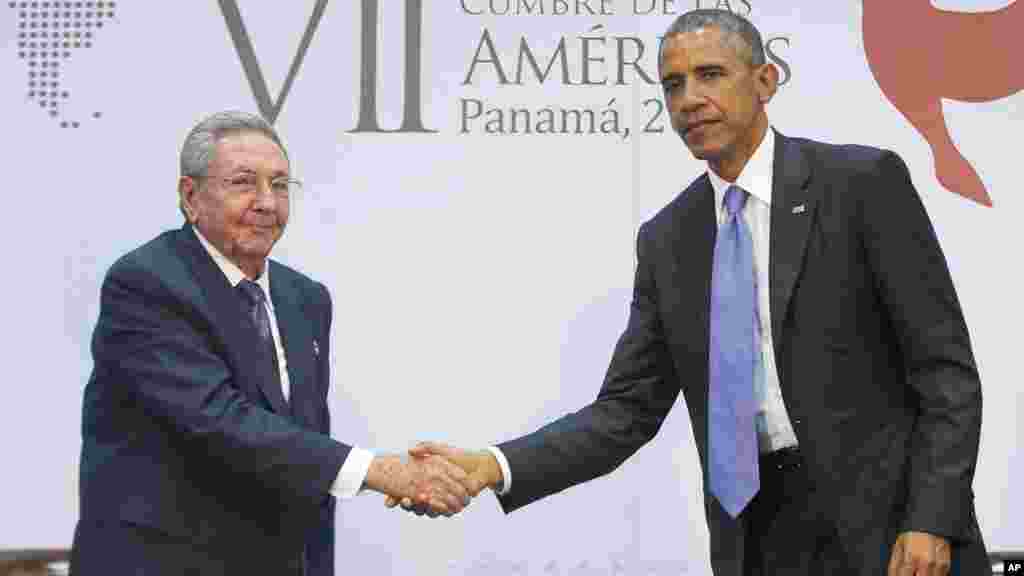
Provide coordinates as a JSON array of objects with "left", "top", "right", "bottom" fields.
[
  {"left": 363, "top": 451, "right": 484, "bottom": 516},
  {"left": 383, "top": 442, "right": 503, "bottom": 516}
]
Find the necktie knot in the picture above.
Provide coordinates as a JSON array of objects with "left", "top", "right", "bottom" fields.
[
  {"left": 237, "top": 279, "right": 267, "bottom": 307},
  {"left": 724, "top": 185, "right": 748, "bottom": 217}
]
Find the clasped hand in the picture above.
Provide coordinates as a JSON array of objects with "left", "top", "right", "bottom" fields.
[
  {"left": 381, "top": 442, "right": 498, "bottom": 518},
  {"left": 368, "top": 448, "right": 483, "bottom": 517}
]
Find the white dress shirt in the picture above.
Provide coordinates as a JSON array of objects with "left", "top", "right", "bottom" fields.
[
  {"left": 706, "top": 128, "right": 799, "bottom": 454},
  {"left": 490, "top": 129, "right": 800, "bottom": 497},
  {"left": 194, "top": 228, "right": 373, "bottom": 500}
]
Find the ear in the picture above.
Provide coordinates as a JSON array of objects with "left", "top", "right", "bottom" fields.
[
  {"left": 754, "top": 62, "right": 780, "bottom": 104},
  {"left": 178, "top": 176, "right": 200, "bottom": 223}
]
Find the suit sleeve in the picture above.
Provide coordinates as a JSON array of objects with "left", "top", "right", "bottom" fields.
[
  {"left": 496, "top": 222, "right": 682, "bottom": 512},
  {"left": 306, "top": 281, "right": 336, "bottom": 576},
  {"left": 92, "top": 258, "right": 350, "bottom": 509},
  {"left": 858, "top": 151, "right": 983, "bottom": 542}
]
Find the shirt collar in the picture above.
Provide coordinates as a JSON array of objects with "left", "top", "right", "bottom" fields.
[
  {"left": 193, "top": 226, "right": 273, "bottom": 306},
  {"left": 707, "top": 127, "right": 775, "bottom": 212}
]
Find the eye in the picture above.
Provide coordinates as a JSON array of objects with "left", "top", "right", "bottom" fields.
[
  {"left": 700, "top": 69, "right": 723, "bottom": 80},
  {"left": 271, "top": 179, "right": 291, "bottom": 195},
  {"left": 228, "top": 174, "right": 256, "bottom": 188}
]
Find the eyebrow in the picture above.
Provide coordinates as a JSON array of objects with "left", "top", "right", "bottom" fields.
[
  {"left": 226, "top": 167, "right": 290, "bottom": 178},
  {"left": 661, "top": 63, "right": 728, "bottom": 84},
  {"left": 661, "top": 72, "right": 685, "bottom": 85},
  {"left": 695, "top": 63, "right": 727, "bottom": 73}
]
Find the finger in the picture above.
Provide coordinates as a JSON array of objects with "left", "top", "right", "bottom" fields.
[
  {"left": 424, "top": 457, "right": 470, "bottom": 506},
  {"left": 431, "top": 455, "right": 477, "bottom": 496},
  {"left": 412, "top": 491, "right": 432, "bottom": 510},
  {"left": 906, "top": 539, "right": 941, "bottom": 576},
  {"left": 427, "top": 498, "right": 451, "bottom": 517},
  {"left": 412, "top": 441, "right": 456, "bottom": 459},
  {"left": 408, "top": 442, "right": 441, "bottom": 458},
  {"left": 466, "top": 472, "right": 488, "bottom": 497},
  {"left": 922, "top": 554, "right": 946, "bottom": 576},
  {"left": 887, "top": 540, "right": 904, "bottom": 576},
  {"left": 426, "top": 482, "right": 464, "bottom": 514},
  {"left": 436, "top": 471, "right": 470, "bottom": 510},
  {"left": 448, "top": 467, "right": 487, "bottom": 498},
  {"left": 399, "top": 499, "right": 426, "bottom": 516},
  {"left": 895, "top": 550, "right": 915, "bottom": 576},
  {"left": 385, "top": 496, "right": 397, "bottom": 508},
  {"left": 916, "top": 556, "right": 938, "bottom": 576}
]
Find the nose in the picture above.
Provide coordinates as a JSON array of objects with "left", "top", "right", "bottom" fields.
[
  {"left": 677, "top": 81, "right": 706, "bottom": 115},
  {"left": 252, "top": 180, "right": 279, "bottom": 212}
]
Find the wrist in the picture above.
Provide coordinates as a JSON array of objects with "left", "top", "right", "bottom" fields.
[
  {"left": 364, "top": 453, "right": 405, "bottom": 496},
  {"left": 477, "top": 450, "right": 503, "bottom": 489}
]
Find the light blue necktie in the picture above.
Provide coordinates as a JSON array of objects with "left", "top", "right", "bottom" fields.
[{"left": 708, "top": 184, "right": 760, "bottom": 518}]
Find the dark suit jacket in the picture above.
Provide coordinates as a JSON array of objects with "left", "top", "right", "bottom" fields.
[
  {"left": 495, "top": 133, "right": 989, "bottom": 576},
  {"left": 71, "top": 224, "right": 348, "bottom": 576}
]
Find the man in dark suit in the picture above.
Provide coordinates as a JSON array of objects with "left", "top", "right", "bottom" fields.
[
  {"left": 397, "top": 10, "right": 989, "bottom": 576},
  {"left": 70, "top": 111, "right": 481, "bottom": 576}
]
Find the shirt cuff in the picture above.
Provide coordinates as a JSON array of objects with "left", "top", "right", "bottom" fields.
[
  {"left": 330, "top": 446, "right": 375, "bottom": 500},
  {"left": 486, "top": 446, "right": 511, "bottom": 496}
]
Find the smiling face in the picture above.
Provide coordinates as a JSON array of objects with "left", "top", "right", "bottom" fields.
[
  {"left": 660, "top": 26, "right": 778, "bottom": 180},
  {"left": 178, "top": 130, "right": 290, "bottom": 278}
]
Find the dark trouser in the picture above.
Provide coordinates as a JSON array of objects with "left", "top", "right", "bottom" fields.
[
  {"left": 739, "top": 447, "right": 986, "bottom": 576},
  {"left": 742, "top": 447, "right": 850, "bottom": 576}
]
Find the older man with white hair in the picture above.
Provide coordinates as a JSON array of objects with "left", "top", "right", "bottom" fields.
[{"left": 70, "top": 111, "right": 481, "bottom": 576}]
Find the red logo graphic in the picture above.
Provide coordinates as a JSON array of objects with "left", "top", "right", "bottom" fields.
[{"left": 863, "top": 0, "right": 1023, "bottom": 206}]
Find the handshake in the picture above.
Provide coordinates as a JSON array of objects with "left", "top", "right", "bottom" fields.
[{"left": 364, "top": 442, "right": 504, "bottom": 518}]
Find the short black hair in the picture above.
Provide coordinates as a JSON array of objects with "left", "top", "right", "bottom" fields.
[{"left": 658, "top": 9, "right": 766, "bottom": 77}]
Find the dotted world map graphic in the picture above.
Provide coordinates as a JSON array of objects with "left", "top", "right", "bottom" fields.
[{"left": 9, "top": 1, "right": 117, "bottom": 128}]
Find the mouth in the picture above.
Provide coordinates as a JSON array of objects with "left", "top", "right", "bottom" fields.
[
  {"left": 249, "top": 223, "right": 278, "bottom": 234},
  {"left": 683, "top": 119, "right": 717, "bottom": 137}
]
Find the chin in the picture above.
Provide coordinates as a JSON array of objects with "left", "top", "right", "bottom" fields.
[
  {"left": 688, "top": 147, "right": 709, "bottom": 160},
  {"left": 238, "top": 236, "right": 277, "bottom": 257},
  {"left": 686, "top": 144, "right": 720, "bottom": 162}
]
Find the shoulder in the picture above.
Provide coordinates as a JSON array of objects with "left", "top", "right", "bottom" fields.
[
  {"left": 639, "top": 172, "right": 711, "bottom": 244},
  {"left": 268, "top": 260, "right": 331, "bottom": 306},
  {"left": 783, "top": 134, "right": 902, "bottom": 178},
  {"left": 781, "top": 134, "right": 920, "bottom": 221},
  {"left": 104, "top": 228, "right": 190, "bottom": 294}
]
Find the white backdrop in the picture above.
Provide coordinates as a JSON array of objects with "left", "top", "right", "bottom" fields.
[{"left": 1, "top": 1, "right": 1020, "bottom": 574}]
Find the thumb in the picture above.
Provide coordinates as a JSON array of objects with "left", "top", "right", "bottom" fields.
[
  {"left": 467, "top": 468, "right": 492, "bottom": 497},
  {"left": 886, "top": 536, "right": 904, "bottom": 576},
  {"left": 409, "top": 441, "right": 451, "bottom": 459}
]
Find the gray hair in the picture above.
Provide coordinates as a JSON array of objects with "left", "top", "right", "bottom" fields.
[
  {"left": 658, "top": 9, "right": 766, "bottom": 76},
  {"left": 178, "top": 110, "right": 287, "bottom": 219}
]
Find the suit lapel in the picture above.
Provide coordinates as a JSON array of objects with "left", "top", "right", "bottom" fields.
[
  {"left": 769, "top": 133, "right": 814, "bottom": 355},
  {"left": 670, "top": 175, "right": 716, "bottom": 468},
  {"left": 269, "top": 262, "right": 319, "bottom": 428},
  {"left": 175, "top": 224, "right": 291, "bottom": 416}
]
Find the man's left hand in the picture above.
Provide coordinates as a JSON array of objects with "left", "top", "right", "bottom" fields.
[{"left": 887, "top": 531, "right": 951, "bottom": 576}]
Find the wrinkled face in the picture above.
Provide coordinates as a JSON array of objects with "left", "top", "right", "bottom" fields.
[
  {"left": 660, "top": 26, "right": 776, "bottom": 176},
  {"left": 179, "top": 130, "right": 290, "bottom": 276}
]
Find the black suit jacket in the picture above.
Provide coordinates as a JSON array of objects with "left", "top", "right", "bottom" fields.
[
  {"left": 495, "top": 133, "right": 989, "bottom": 576},
  {"left": 71, "top": 224, "right": 348, "bottom": 576}
]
